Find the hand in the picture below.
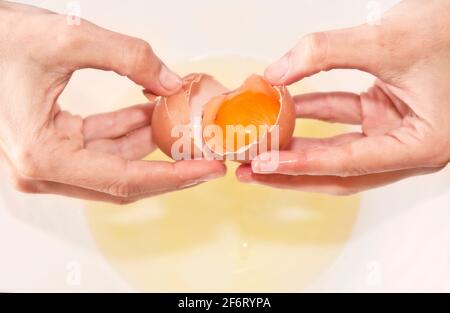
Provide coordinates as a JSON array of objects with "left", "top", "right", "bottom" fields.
[
  {"left": 0, "top": 2, "right": 226, "bottom": 204},
  {"left": 237, "top": 0, "right": 450, "bottom": 195}
]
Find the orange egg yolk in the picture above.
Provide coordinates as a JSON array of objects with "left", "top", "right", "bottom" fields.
[{"left": 213, "top": 91, "right": 280, "bottom": 151}]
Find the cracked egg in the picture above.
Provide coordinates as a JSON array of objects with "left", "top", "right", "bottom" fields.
[{"left": 144, "top": 73, "right": 296, "bottom": 162}]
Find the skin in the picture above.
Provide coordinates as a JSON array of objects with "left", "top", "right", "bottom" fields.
[
  {"left": 237, "top": 0, "right": 450, "bottom": 195},
  {"left": 0, "top": 2, "right": 226, "bottom": 204}
]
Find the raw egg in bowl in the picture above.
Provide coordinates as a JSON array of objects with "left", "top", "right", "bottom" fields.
[{"left": 145, "top": 73, "right": 296, "bottom": 162}]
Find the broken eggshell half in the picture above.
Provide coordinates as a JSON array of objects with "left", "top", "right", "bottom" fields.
[{"left": 144, "top": 73, "right": 296, "bottom": 162}]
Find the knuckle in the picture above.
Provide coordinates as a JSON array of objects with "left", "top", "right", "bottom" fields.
[
  {"left": 104, "top": 162, "right": 136, "bottom": 198},
  {"left": 300, "top": 32, "right": 329, "bottom": 68},
  {"left": 14, "top": 147, "right": 42, "bottom": 180},
  {"left": 106, "top": 181, "right": 132, "bottom": 198},
  {"left": 338, "top": 143, "right": 370, "bottom": 177},
  {"left": 126, "top": 39, "right": 155, "bottom": 76},
  {"left": 55, "top": 25, "right": 80, "bottom": 52},
  {"left": 135, "top": 39, "right": 154, "bottom": 56},
  {"left": 50, "top": 16, "right": 83, "bottom": 51}
]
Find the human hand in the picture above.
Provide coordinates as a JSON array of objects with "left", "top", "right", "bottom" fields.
[
  {"left": 237, "top": 0, "right": 450, "bottom": 195},
  {"left": 0, "top": 2, "right": 226, "bottom": 204}
]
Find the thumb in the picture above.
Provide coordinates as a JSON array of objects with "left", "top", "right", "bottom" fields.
[
  {"left": 61, "top": 19, "right": 182, "bottom": 96},
  {"left": 265, "top": 25, "right": 384, "bottom": 85}
]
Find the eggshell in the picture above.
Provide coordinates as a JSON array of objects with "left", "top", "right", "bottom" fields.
[
  {"left": 202, "top": 75, "right": 296, "bottom": 162},
  {"left": 144, "top": 73, "right": 228, "bottom": 160},
  {"left": 147, "top": 73, "right": 296, "bottom": 162}
]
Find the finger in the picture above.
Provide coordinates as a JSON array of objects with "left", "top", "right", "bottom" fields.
[
  {"left": 265, "top": 25, "right": 384, "bottom": 85},
  {"left": 294, "top": 92, "right": 362, "bottom": 124},
  {"left": 373, "top": 80, "right": 410, "bottom": 117},
  {"left": 83, "top": 103, "right": 154, "bottom": 141},
  {"left": 237, "top": 165, "right": 440, "bottom": 195},
  {"left": 33, "top": 180, "right": 140, "bottom": 204},
  {"left": 252, "top": 133, "right": 428, "bottom": 177},
  {"left": 288, "top": 133, "right": 365, "bottom": 151},
  {"left": 36, "top": 147, "right": 226, "bottom": 198},
  {"left": 32, "top": 180, "right": 205, "bottom": 205},
  {"left": 360, "top": 84, "right": 404, "bottom": 136},
  {"left": 61, "top": 19, "right": 181, "bottom": 95},
  {"left": 7, "top": 149, "right": 205, "bottom": 203},
  {"left": 86, "top": 126, "right": 156, "bottom": 160}
]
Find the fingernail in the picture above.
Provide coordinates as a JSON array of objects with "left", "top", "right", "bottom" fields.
[
  {"left": 252, "top": 152, "right": 279, "bottom": 173},
  {"left": 236, "top": 168, "right": 253, "bottom": 183},
  {"left": 251, "top": 160, "right": 263, "bottom": 173},
  {"left": 265, "top": 54, "right": 290, "bottom": 84},
  {"left": 159, "top": 65, "right": 182, "bottom": 91}
]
